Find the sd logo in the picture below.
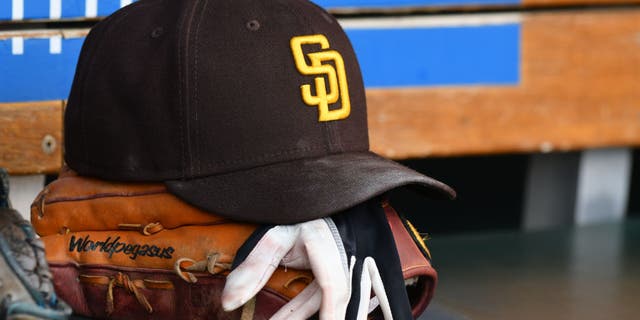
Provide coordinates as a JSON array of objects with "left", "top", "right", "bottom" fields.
[{"left": 291, "top": 35, "right": 351, "bottom": 122}]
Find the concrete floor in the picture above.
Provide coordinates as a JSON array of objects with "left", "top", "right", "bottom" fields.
[{"left": 417, "top": 219, "right": 640, "bottom": 320}]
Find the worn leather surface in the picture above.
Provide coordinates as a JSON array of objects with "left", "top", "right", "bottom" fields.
[
  {"left": 33, "top": 173, "right": 436, "bottom": 319},
  {"left": 49, "top": 263, "right": 291, "bottom": 320},
  {"left": 383, "top": 203, "right": 437, "bottom": 319},
  {"left": 43, "top": 224, "right": 251, "bottom": 272},
  {"left": 31, "top": 174, "right": 228, "bottom": 237}
]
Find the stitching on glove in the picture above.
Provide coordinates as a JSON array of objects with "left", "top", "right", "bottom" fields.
[
  {"left": 33, "top": 188, "right": 49, "bottom": 219},
  {"left": 107, "top": 273, "right": 153, "bottom": 314},
  {"left": 117, "top": 222, "right": 165, "bottom": 236},
  {"left": 78, "top": 273, "right": 166, "bottom": 315},
  {"left": 174, "top": 253, "right": 232, "bottom": 283}
]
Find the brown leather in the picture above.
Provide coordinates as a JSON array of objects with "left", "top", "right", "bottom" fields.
[
  {"left": 33, "top": 174, "right": 436, "bottom": 319},
  {"left": 383, "top": 203, "right": 437, "bottom": 319},
  {"left": 49, "top": 263, "right": 291, "bottom": 320},
  {"left": 43, "top": 225, "right": 249, "bottom": 271},
  {"left": 41, "top": 225, "right": 310, "bottom": 299},
  {"left": 31, "top": 174, "right": 228, "bottom": 236},
  {"left": 42, "top": 233, "right": 310, "bottom": 319}
]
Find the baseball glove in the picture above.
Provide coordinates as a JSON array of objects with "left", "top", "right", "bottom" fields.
[
  {"left": 31, "top": 169, "right": 436, "bottom": 319},
  {"left": 0, "top": 169, "right": 71, "bottom": 320}
]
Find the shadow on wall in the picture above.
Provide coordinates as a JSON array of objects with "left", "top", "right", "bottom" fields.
[
  {"left": 627, "top": 149, "right": 640, "bottom": 217},
  {"left": 389, "top": 154, "right": 528, "bottom": 235},
  {"left": 392, "top": 148, "right": 640, "bottom": 235}
]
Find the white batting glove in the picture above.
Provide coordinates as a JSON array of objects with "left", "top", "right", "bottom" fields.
[
  {"left": 221, "top": 199, "right": 410, "bottom": 320},
  {"left": 221, "top": 218, "right": 351, "bottom": 320}
]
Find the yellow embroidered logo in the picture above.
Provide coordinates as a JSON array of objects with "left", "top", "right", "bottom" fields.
[{"left": 290, "top": 34, "right": 351, "bottom": 122}]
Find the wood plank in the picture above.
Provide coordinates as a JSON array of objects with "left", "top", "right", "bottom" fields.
[
  {"left": 368, "top": 9, "right": 640, "bottom": 158},
  {"left": 0, "top": 29, "right": 89, "bottom": 41},
  {"left": 0, "top": 101, "right": 63, "bottom": 175}
]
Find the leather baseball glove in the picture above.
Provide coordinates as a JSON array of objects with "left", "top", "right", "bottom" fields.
[
  {"left": 0, "top": 169, "right": 71, "bottom": 320},
  {"left": 31, "top": 169, "right": 437, "bottom": 319}
]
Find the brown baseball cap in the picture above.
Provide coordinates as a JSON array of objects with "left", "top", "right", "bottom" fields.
[{"left": 64, "top": 0, "right": 455, "bottom": 224}]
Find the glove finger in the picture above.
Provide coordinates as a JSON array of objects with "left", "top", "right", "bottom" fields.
[
  {"left": 356, "top": 261, "right": 372, "bottom": 320},
  {"left": 368, "top": 296, "right": 380, "bottom": 314},
  {"left": 270, "top": 280, "right": 322, "bottom": 320},
  {"left": 281, "top": 236, "right": 311, "bottom": 269},
  {"left": 222, "top": 225, "right": 300, "bottom": 311},
  {"left": 300, "top": 219, "right": 349, "bottom": 320},
  {"left": 345, "top": 256, "right": 362, "bottom": 319},
  {"left": 365, "top": 257, "right": 393, "bottom": 320}
]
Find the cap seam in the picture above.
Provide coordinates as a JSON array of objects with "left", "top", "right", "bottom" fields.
[
  {"left": 285, "top": 0, "right": 344, "bottom": 154},
  {"left": 193, "top": 0, "right": 211, "bottom": 176},
  {"left": 301, "top": 1, "right": 369, "bottom": 153},
  {"left": 176, "top": 0, "right": 190, "bottom": 179},
  {"left": 68, "top": 147, "right": 363, "bottom": 177},
  {"left": 199, "top": 145, "right": 329, "bottom": 167},
  {"left": 184, "top": 0, "right": 204, "bottom": 178},
  {"left": 184, "top": 150, "right": 375, "bottom": 179}
]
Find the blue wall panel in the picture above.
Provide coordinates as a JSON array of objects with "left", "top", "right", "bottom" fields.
[
  {"left": 23, "top": 1, "right": 49, "bottom": 19},
  {"left": 0, "top": 0, "right": 136, "bottom": 21},
  {"left": 0, "top": 22, "right": 520, "bottom": 102},
  {"left": 0, "top": 38, "right": 83, "bottom": 102},
  {"left": 315, "top": 0, "right": 519, "bottom": 9},
  {"left": 0, "top": 1, "right": 11, "bottom": 20},
  {"left": 61, "top": 0, "right": 88, "bottom": 19},
  {"left": 347, "top": 24, "right": 520, "bottom": 87},
  {"left": 98, "top": 1, "right": 127, "bottom": 17},
  {"left": 0, "top": 0, "right": 520, "bottom": 21}
]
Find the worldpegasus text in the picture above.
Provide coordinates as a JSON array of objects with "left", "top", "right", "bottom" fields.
[{"left": 68, "top": 235, "right": 174, "bottom": 260}]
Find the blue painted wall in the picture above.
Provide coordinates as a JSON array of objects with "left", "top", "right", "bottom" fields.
[
  {"left": 0, "top": 23, "right": 519, "bottom": 102},
  {"left": 0, "top": 0, "right": 521, "bottom": 102},
  {"left": 315, "top": 0, "right": 519, "bottom": 8},
  {"left": 0, "top": 0, "right": 520, "bottom": 21},
  {"left": 0, "top": 38, "right": 84, "bottom": 102},
  {"left": 0, "top": 0, "right": 133, "bottom": 21},
  {"left": 347, "top": 24, "right": 520, "bottom": 88}
]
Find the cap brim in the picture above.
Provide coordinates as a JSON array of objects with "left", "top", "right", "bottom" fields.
[{"left": 165, "top": 151, "right": 455, "bottom": 224}]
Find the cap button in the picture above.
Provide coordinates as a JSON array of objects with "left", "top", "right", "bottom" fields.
[
  {"left": 150, "top": 27, "right": 164, "bottom": 38},
  {"left": 246, "top": 20, "right": 260, "bottom": 31}
]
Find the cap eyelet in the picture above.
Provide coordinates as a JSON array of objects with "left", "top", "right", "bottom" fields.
[
  {"left": 246, "top": 20, "right": 260, "bottom": 31},
  {"left": 151, "top": 27, "right": 164, "bottom": 38}
]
